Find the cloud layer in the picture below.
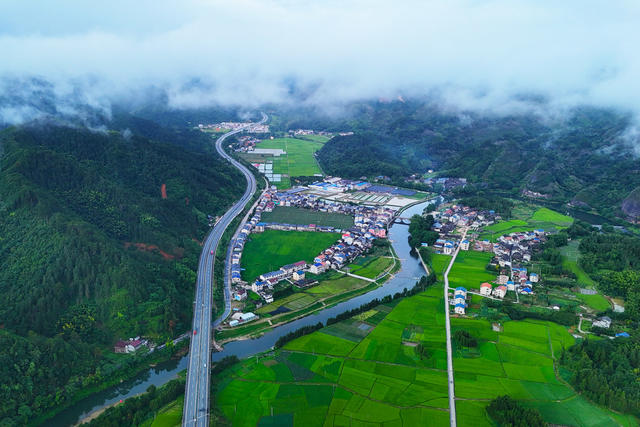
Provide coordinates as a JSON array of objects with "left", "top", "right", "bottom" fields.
[{"left": 1, "top": 0, "right": 640, "bottom": 121}]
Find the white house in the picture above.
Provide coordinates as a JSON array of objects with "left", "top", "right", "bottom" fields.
[
  {"left": 496, "top": 275, "right": 509, "bottom": 285},
  {"left": 460, "top": 240, "right": 470, "bottom": 251},
  {"left": 480, "top": 282, "right": 492, "bottom": 296},
  {"left": 454, "top": 287, "right": 467, "bottom": 298},
  {"left": 529, "top": 272, "right": 539, "bottom": 283},
  {"left": 492, "top": 285, "right": 507, "bottom": 299},
  {"left": 506, "top": 280, "right": 515, "bottom": 291},
  {"left": 293, "top": 270, "right": 305, "bottom": 281},
  {"left": 593, "top": 316, "right": 612, "bottom": 329},
  {"left": 454, "top": 302, "right": 466, "bottom": 315}
]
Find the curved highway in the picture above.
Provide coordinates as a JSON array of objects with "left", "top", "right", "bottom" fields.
[{"left": 182, "top": 112, "right": 268, "bottom": 427}]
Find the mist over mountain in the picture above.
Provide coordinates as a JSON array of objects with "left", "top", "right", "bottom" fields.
[{"left": 1, "top": 0, "right": 640, "bottom": 135}]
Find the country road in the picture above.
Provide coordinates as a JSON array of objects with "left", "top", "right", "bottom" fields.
[
  {"left": 443, "top": 227, "right": 468, "bottom": 427},
  {"left": 182, "top": 112, "right": 268, "bottom": 427}
]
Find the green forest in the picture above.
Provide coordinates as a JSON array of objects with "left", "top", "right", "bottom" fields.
[
  {"left": 0, "top": 119, "right": 243, "bottom": 423},
  {"left": 309, "top": 100, "right": 640, "bottom": 220}
]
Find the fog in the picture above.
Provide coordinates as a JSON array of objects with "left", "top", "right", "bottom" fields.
[{"left": 1, "top": 0, "right": 639, "bottom": 123}]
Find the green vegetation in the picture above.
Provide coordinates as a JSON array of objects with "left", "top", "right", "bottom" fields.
[
  {"left": 214, "top": 281, "right": 450, "bottom": 426},
  {"left": 0, "top": 120, "right": 244, "bottom": 423},
  {"left": 261, "top": 206, "right": 354, "bottom": 228},
  {"left": 240, "top": 230, "right": 340, "bottom": 282},
  {"left": 563, "top": 337, "right": 640, "bottom": 418},
  {"left": 486, "top": 395, "right": 546, "bottom": 427},
  {"left": 479, "top": 207, "right": 573, "bottom": 242},
  {"left": 239, "top": 137, "right": 325, "bottom": 181},
  {"left": 452, "top": 317, "right": 626, "bottom": 426},
  {"left": 447, "top": 251, "right": 495, "bottom": 289},
  {"left": 82, "top": 378, "right": 185, "bottom": 426},
  {"left": 408, "top": 213, "right": 439, "bottom": 248}
]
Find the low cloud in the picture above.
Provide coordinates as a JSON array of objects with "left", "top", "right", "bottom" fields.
[{"left": 1, "top": 0, "right": 640, "bottom": 124}]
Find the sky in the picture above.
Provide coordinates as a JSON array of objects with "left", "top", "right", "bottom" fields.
[{"left": 1, "top": 0, "right": 639, "bottom": 122}]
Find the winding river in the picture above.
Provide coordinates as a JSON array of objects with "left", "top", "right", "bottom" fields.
[{"left": 49, "top": 200, "right": 431, "bottom": 426}]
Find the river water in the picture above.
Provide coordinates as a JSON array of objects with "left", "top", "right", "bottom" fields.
[{"left": 49, "top": 201, "right": 430, "bottom": 426}]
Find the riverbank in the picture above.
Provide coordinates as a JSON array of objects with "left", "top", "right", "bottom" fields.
[
  {"left": 49, "top": 200, "right": 430, "bottom": 426},
  {"left": 215, "top": 246, "right": 401, "bottom": 343}
]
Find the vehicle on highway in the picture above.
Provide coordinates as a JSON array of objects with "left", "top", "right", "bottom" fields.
[
  {"left": 210, "top": 250, "right": 214, "bottom": 255},
  {"left": 193, "top": 329, "right": 197, "bottom": 335}
]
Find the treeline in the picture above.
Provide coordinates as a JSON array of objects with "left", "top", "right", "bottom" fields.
[
  {"left": 82, "top": 379, "right": 186, "bottom": 427},
  {"left": 486, "top": 395, "right": 546, "bottom": 427},
  {"left": 563, "top": 337, "right": 640, "bottom": 415},
  {"left": 408, "top": 214, "right": 438, "bottom": 248},
  {"left": 0, "top": 118, "right": 245, "bottom": 423},
  {"left": 274, "top": 275, "right": 436, "bottom": 349},
  {"left": 274, "top": 323, "right": 324, "bottom": 349},
  {"left": 485, "top": 300, "right": 577, "bottom": 326},
  {"left": 459, "top": 195, "right": 514, "bottom": 218}
]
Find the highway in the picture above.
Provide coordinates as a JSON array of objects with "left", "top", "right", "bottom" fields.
[
  {"left": 182, "top": 112, "right": 268, "bottom": 427},
  {"left": 442, "top": 227, "right": 467, "bottom": 427}
]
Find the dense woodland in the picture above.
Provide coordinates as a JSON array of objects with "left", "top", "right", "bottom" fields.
[
  {"left": 485, "top": 395, "right": 546, "bottom": 427},
  {"left": 308, "top": 100, "right": 640, "bottom": 220},
  {"left": 0, "top": 118, "right": 243, "bottom": 423},
  {"left": 563, "top": 337, "right": 640, "bottom": 415}
]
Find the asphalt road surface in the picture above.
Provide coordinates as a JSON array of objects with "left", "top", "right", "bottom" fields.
[{"left": 182, "top": 112, "right": 268, "bottom": 427}]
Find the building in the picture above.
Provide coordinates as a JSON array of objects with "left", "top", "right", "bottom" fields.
[
  {"left": 454, "top": 302, "right": 466, "bottom": 315},
  {"left": 443, "top": 242, "right": 454, "bottom": 255},
  {"left": 229, "top": 312, "right": 257, "bottom": 327},
  {"left": 480, "top": 282, "right": 492, "bottom": 296},
  {"left": 233, "top": 288, "right": 247, "bottom": 301},
  {"left": 506, "top": 280, "right": 515, "bottom": 291},
  {"left": 519, "top": 286, "right": 533, "bottom": 295},
  {"left": 493, "top": 285, "right": 507, "bottom": 299},
  {"left": 454, "top": 287, "right": 467, "bottom": 298},
  {"left": 259, "top": 269, "right": 287, "bottom": 282},
  {"left": 252, "top": 280, "right": 267, "bottom": 292},
  {"left": 309, "top": 262, "right": 325, "bottom": 275},
  {"left": 460, "top": 239, "right": 470, "bottom": 251},
  {"left": 496, "top": 275, "right": 509, "bottom": 285},
  {"left": 593, "top": 316, "right": 612, "bottom": 329},
  {"left": 529, "top": 272, "right": 539, "bottom": 283},
  {"left": 293, "top": 270, "right": 305, "bottom": 281},
  {"left": 114, "top": 338, "right": 145, "bottom": 354}
]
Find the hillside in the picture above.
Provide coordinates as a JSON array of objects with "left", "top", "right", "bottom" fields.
[
  {"left": 311, "top": 101, "right": 639, "bottom": 220},
  {"left": 0, "top": 120, "right": 243, "bottom": 423}
]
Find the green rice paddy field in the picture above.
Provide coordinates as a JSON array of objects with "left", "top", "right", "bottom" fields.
[
  {"left": 479, "top": 207, "right": 573, "bottom": 242},
  {"left": 452, "top": 317, "right": 636, "bottom": 426},
  {"left": 261, "top": 206, "right": 354, "bottom": 229},
  {"left": 214, "top": 285, "right": 451, "bottom": 426},
  {"left": 241, "top": 230, "right": 340, "bottom": 282}
]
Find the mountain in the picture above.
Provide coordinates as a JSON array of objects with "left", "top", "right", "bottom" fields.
[
  {"left": 0, "top": 117, "right": 243, "bottom": 423},
  {"left": 311, "top": 100, "right": 638, "bottom": 221}
]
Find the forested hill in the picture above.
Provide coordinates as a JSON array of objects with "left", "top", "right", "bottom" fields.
[
  {"left": 311, "top": 101, "right": 640, "bottom": 220},
  {"left": 0, "top": 120, "right": 243, "bottom": 423}
]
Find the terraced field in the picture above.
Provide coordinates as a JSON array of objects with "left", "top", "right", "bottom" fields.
[{"left": 479, "top": 207, "right": 573, "bottom": 242}]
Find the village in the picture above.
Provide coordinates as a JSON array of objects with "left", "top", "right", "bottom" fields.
[
  {"left": 224, "top": 182, "right": 396, "bottom": 328},
  {"left": 426, "top": 203, "right": 549, "bottom": 316}
]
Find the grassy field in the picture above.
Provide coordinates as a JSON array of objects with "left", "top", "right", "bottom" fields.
[
  {"left": 451, "top": 316, "right": 629, "bottom": 426},
  {"left": 479, "top": 207, "right": 573, "bottom": 242},
  {"left": 558, "top": 240, "right": 611, "bottom": 311},
  {"left": 245, "top": 137, "right": 325, "bottom": 177},
  {"left": 447, "top": 251, "right": 495, "bottom": 289},
  {"left": 214, "top": 285, "right": 450, "bottom": 426},
  {"left": 140, "top": 396, "right": 183, "bottom": 427},
  {"left": 240, "top": 230, "right": 340, "bottom": 282},
  {"left": 261, "top": 206, "right": 354, "bottom": 229}
]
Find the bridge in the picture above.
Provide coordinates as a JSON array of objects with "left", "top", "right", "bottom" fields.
[{"left": 393, "top": 217, "right": 412, "bottom": 225}]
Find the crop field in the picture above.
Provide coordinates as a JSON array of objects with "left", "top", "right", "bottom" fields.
[
  {"left": 479, "top": 207, "right": 574, "bottom": 242},
  {"left": 346, "top": 255, "right": 394, "bottom": 279},
  {"left": 141, "top": 396, "right": 183, "bottom": 427},
  {"left": 261, "top": 206, "right": 354, "bottom": 229},
  {"left": 241, "top": 230, "right": 340, "bottom": 282},
  {"left": 451, "top": 316, "right": 627, "bottom": 426},
  {"left": 214, "top": 286, "right": 450, "bottom": 426},
  {"left": 252, "top": 137, "right": 325, "bottom": 177},
  {"left": 431, "top": 253, "right": 452, "bottom": 276},
  {"left": 447, "top": 251, "right": 494, "bottom": 289}
]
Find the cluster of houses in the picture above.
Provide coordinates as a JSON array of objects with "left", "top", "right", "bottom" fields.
[
  {"left": 114, "top": 337, "right": 148, "bottom": 354},
  {"left": 234, "top": 135, "right": 260, "bottom": 152},
  {"left": 198, "top": 121, "right": 270, "bottom": 133},
  {"left": 433, "top": 204, "right": 499, "bottom": 234},
  {"left": 491, "top": 230, "right": 547, "bottom": 267},
  {"left": 227, "top": 187, "right": 394, "bottom": 313},
  {"left": 452, "top": 287, "right": 468, "bottom": 314},
  {"left": 405, "top": 175, "right": 468, "bottom": 192},
  {"left": 287, "top": 129, "right": 333, "bottom": 137},
  {"left": 308, "top": 177, "right": 371, "bottom": 193}
]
